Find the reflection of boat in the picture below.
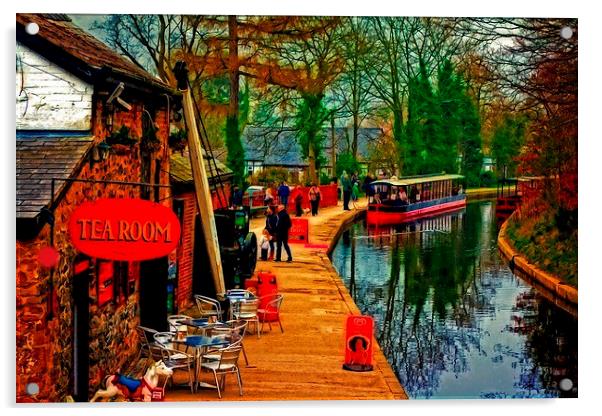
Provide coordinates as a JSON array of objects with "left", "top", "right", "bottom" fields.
[{"left": 367, "top": 174, "right": 466, "bottom": 225}]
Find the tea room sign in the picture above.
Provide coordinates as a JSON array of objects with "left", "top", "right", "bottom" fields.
[{"left": 68, "top": 198, "right": 181, "bottom": 261}]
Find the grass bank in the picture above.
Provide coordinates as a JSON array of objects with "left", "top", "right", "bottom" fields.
[{"left": 505, "top": 209, "right": 577, "bottom": 288}]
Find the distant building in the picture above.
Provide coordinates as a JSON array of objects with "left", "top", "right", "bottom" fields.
[
  {"left": 242, "top": 126, "right": 385, "bottom": 181},
  {"left": 322, "top": 127, "right": 385, "bottom": 177},
  {"left": 482, "top": 157, "right": 495, "bottom": 172},
  {"left": 243, "top": 127, "right": 308, "bottom": 182}
]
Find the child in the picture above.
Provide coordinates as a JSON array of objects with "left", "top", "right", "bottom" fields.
[{"left": 259, "top": 228, "right": 271, "bottom": 261}]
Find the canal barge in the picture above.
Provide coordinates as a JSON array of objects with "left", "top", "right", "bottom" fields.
[{"left": 367, "top": 174, "right": 466, "bottom": 225}]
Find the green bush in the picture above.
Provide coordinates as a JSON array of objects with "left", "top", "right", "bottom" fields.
[
  {"left": 479, "top": 170, "right": 496, "bottom": 188},
  {"left": 248, "top": 167, "right": 290, "bottom": 186},
  {"left": 336, "top": 153, "right": 361, "bottom": 178}
]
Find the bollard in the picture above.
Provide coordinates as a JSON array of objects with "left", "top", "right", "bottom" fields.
[{"left": 342, "top": 315, "right": 374, "bottom": 372}]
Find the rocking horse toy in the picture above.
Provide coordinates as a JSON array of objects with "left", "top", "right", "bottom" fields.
[{"left": 90, "top": 360, "right": 173, "bottom": 402}]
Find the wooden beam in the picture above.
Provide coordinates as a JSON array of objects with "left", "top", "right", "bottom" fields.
[{"left": 180, "top": 86, "right": 226, "bottom": 295}]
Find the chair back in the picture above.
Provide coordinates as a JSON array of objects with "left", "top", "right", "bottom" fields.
[
  {"left": 210, "top": 320, "right": 248, "bottom": 344},
  {"left": 264, "top": 294, "right": 284, "bottom": 315},
  {"left": 194, "top": 295, "right": 223, "bottom": 319},
  {"left": 167, "top": 314, "right": 192, "bottom": 332},
  {"left": 153, "top": 331, "right": 175, "bottom": 346},
  {"left": 137, "top": 325, "right": 158, "bottom": 344},
  {"left": 236, "top": 299, "right": 259, "bottom": 316},
  {"left": 148, "top": 343, "right": 166, "bottom": 362},
  {"left": 217, "top": 345, "right": 242, "bottom": 369}
]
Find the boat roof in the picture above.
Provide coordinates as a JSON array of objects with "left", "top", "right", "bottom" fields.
[{"left": 371, "top": 174, "right": 464, "bottom": 187}]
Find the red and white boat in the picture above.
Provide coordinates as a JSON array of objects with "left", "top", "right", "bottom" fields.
[{"left": 367, "top": 174, "right": 466, "bottom": 225}]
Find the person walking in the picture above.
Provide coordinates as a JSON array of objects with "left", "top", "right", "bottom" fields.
[
  {"left": 363, "top": 174, "right": 373, "bottom": 201},
  {"left": 264, "top": 185, "right": 275, "bottom": 207},
  {"left": 308, "top": 183, "right": 321, "bottom": 216},
  {"left": 275, "top": 204, "right": 293, "bottom": 262},
  {"left": 265, "top": 207, "right": 278, "bottom": 260},
  {"left": 294, "top": 191, "right": 304, "bottom": 217},
  {"left": 277, "top": 181, "right": 290, "bottom": 209},
  {"left": 351, "top": 181, "right": 360, "bottom": 209},
  {"left": 230, "top": 185, "right": 243, "bottom": 208},
  {"left": 341, "top": 170, "right": 352, "bottom": 211}
]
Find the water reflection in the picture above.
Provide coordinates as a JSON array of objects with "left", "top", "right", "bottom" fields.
[{"left": 331, "top": 201, "right": 577, "bottom": 399}]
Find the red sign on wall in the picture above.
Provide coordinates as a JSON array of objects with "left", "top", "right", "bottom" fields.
[
  {"left": 343, "top": 315, "right": 374, "bottom": 372},
  {"left": 68, "top": 198, "right": 181, "bottom": 261}
]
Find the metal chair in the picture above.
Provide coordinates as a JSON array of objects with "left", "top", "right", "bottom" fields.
[
  {"left": 231, "top": 298, "right": 260, "bottom": 338},
  {"left": 167, "top": 314, "right": 192, "bottom": 333},
  {"left": 153, "top": 331, "right": 175, "bottom": 346},
  {"left": 205, "top": 320, "right": 249, "bottom": 366},
  {"left": 258, "top": 294, "right": 284, "bottom": 333},
  {"left": 194, "top": 295, "right": 224, "bottom": 322},
  {"left": 156, "top": 344, "right": 196, "bottom": 394},
  {"left": 200, "top": 345, "right": 243, "bottom": 398},
  {"left": 227, "top": 289, "right": 255, "bottom": 298},
  {"left": 136, "top": 325, "right": 158, "bottom": 359}
]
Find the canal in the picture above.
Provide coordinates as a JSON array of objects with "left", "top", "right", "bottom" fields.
[{"left": 331, "top": 200, "right": 577, "bottom": 399}]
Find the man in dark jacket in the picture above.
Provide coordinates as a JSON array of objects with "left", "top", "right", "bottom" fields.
[
  {"left": 265, "top": 207, "right": 278, "bottom": 260},
  {"left": 275, "top": 204, "right": 293, "bottom": 262},
  {"left": 341, "top": 171, "right": 352, "bottom": 210},
  {"left": 230, "top": 185, "right": 243, "bottom": 208},
  {"left": 277, "top": 182, "right": 290, "bottom": 208}
]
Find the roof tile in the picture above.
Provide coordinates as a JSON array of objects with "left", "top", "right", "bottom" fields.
[{"left": 16, "top": 135, "right": 93, "bottom": 219}]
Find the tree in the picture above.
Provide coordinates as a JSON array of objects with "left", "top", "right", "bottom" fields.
[
  {"left": 247, "top": 17, "right": 346, "bottom": 184},
  {"left": 404, "top": 61, "right": 437, "bottom": 175},
  {"left": 469, "top": 18, "right": 577, "bottom": 214},
  {"left": 330, "top": 17, "right": 378, "bottom": 159},
  {"left": 491, "top": 113, "right": 527, "bottom": 178},
  {"left": 458, "top": 92, "right": 483, "bottom": 187},
  {"left": 365, "top": 17, "right": 465, "bottom": 172},
  {"left": 434, "top": 59, "right": 466, "bottom": 174},
  {"left": 335, "top": 153, "right": 361, "bottom": 178}
]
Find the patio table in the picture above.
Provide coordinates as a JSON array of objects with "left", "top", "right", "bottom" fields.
[{"left": 173, "top": 335, "right": 230, "bottom": 392}]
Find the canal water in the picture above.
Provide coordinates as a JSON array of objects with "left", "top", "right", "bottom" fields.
[{"left": 331, "top": 201, "right": 577, "bottom": 399}]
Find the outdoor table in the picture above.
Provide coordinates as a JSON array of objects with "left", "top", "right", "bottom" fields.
[
  {"left": 173, "top": 335, "right": 230, "bottom": 392},
  {"left": 177, "top": 318, "right": 226, "bottom": 335}
]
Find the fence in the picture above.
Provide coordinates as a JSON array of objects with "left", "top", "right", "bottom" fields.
[{"left": 242, "top": 184, "right": 338, "bottom": 212}]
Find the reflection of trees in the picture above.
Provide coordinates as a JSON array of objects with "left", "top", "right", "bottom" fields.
[
  {"left": 380, "top": 207, "right": 488, "bottom": 398},
  {"left": 510, "top": 292, "right": 578, "bottom": 398},
  {"left": 331, "top": 202, "right": 577, "bottom": 398}
]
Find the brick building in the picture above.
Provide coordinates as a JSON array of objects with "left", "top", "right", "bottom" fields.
[
  {"left": 16, "top": 14, "right": 176, "bottom": 402},
  {"left": 170, "top": 150, "right": 233, "bottom": 311}
]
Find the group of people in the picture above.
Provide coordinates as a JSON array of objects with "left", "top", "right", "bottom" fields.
[
  {"left": 257, "top": 181, "right": 325, "bottom": 263},
  {"left": 262, "top": 181, "right": 323, "bottom": 218},
  {"left": 259, "top": 204, "right": 293, "bottom": 263}
]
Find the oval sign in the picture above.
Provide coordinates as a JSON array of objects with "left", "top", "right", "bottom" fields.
[{"left": 68, "top": 198, "right": 181, "bottom": 261}]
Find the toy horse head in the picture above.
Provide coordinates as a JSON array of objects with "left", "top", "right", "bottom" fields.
[{"left": 151, "top": 360, "right": 173, "bottom": 378}]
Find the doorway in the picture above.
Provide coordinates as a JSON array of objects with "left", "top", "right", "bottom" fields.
[
  {"left": 72, "top": 257, "right": 91, "bottom": 402},
  {"left": 139, "top": 257, "right": 168, "bottom": 332}
]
